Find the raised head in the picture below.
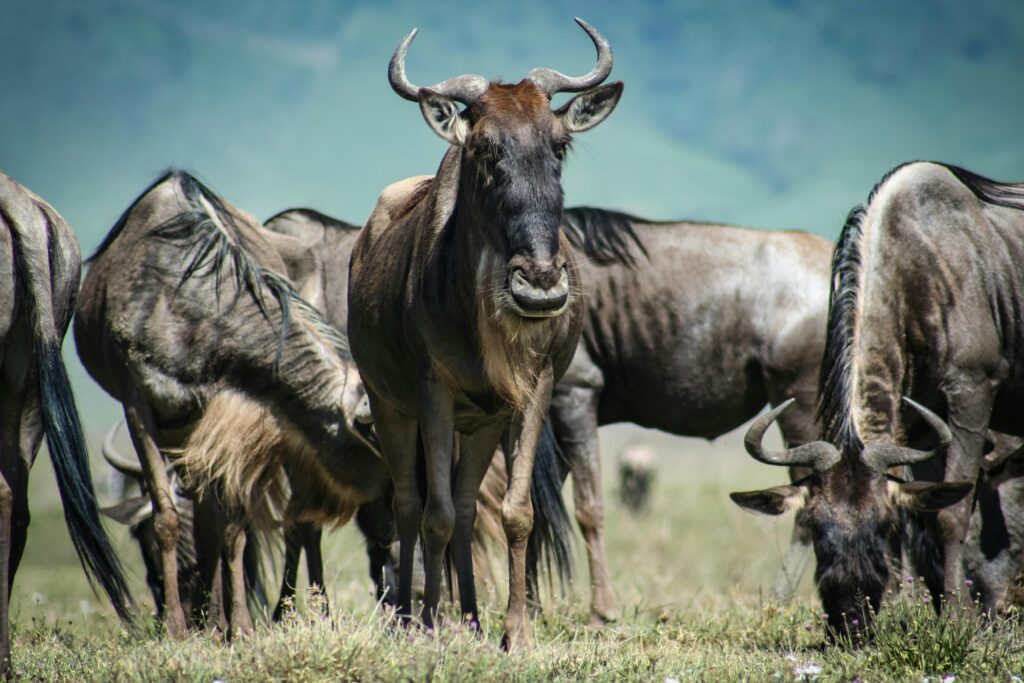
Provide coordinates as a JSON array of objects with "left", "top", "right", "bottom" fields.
[
  {"left": 388, "top": 18, "right": 623, "bottom": 318},
  {"left": 730, "top": 398, "right": 972, "bottom": 638}
]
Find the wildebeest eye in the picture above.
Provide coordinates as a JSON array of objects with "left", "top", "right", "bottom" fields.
[{"left": 553, "top": 141, "right": 570, "bottom": 161}]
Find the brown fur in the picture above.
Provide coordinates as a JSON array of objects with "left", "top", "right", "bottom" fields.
[{"left": 475, "top": 81, "right": 550, "bottom": 120}]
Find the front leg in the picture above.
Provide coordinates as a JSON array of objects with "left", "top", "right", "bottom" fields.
[
  {"left": 936, "top": 381, "right": 993, "bottom": 604},
  {"left": 502, "top": 363, "right": 555, "bottom": 652},
  {"left": 273, "top": 521, "right": 304, "bottom": 621},
  {"left": 416, "top": 372, "right": 457, "bottom": 629},
  {"left": 450, "top": 422, "right": 506, "bottom": 630},
  {"left": 369, "top": 395, "right": 420, "bottom": 622},
  {"left": 221, "top": 514, "right": 253, "bottom": 638}
]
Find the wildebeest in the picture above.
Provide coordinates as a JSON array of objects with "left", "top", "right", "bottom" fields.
[
  {"left": 76, "top": 170, "right": 385, "bottom": 638},
  {"left": 617, "top": 445, "right": 656, "bottom": 514},
  {"left": 0, "top": 171, "right": 132, "bottom": 672},
  {"left": 547, "top": 207, "right": 832, "bottom": 621},
  {"left": 348, "top": 19, "right": 622, "bottom": 649},
  {"left": 731, "top": 161, "right": 1024, "bottom": 637}
]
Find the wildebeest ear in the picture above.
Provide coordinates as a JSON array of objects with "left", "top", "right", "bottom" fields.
[
  {"left": 730, "top": 484, "right": 808, "bottom": 516},
  {"left": 418, "top": 89, "right": 468, "bottom": 146},
  {"left": 99, "top": 495, "right": 154, "bottom": 526},
  {"left": 889, "top": 480, "right": 974, "bottom": 511},
  {"left": 555, "top": 81, "right": 624, "bottom": 133}
]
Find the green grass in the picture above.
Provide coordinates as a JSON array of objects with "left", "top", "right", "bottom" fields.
[{"left": 10, "top": 427, "right": 1024, "bottom": 681}]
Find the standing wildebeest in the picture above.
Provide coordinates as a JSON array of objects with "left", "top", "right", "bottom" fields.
[
  {"left": 348, "top": 20, "right": 622, "bottom": 648},
  {"left": 731, "top": 161, "right": 1024, "bottom": 637},
  {"left": 547, "top": 208, "right": 832, "bottom": 621},
  {"left": 76, "top": 170, "right": 385, "bottom": 638},
  {"left": 262, "top": 208, "right": 571, "bottom": 616},
  {"left": 0, "top": 172, "right": 132, "bottom": 672}
]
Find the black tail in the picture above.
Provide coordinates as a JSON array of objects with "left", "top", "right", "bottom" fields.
[
  {"left": 525, "top": 419, "right": 574, "bottom": 597},
  {"left": 36, "top": 339, "right": 134, "bottom": 622}
]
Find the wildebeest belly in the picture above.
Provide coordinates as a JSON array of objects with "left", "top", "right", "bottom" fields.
[{"left": 595, "top": 345, "right": 770, "bottom": 440}]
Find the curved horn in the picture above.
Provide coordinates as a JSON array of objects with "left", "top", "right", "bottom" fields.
[
  {"left": 862, "top": 397, "right": 953, "bottom": 471},
  {"left": 102, "top": 420, "right": 143, "bottom": 477},
  {"left": 388, "top": 29, "right": 489, "bottom": 105},
  {"left": 744, "top": 398, "right": 841, "bottom": 471},
  {"left": 527, "top": 18, "right": 613, "bottom": 97}
]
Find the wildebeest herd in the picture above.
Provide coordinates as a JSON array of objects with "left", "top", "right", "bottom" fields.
[{"left": 2, "top": 16, "right": 1024, "bottom": 675}]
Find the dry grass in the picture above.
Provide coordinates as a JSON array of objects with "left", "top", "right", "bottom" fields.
[{"left": 10, "top": 425, "right": 1024, "bottom": 681}]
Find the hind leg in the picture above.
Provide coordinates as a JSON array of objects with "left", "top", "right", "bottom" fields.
[
  {"left": 124, "top": 393, "right": 187, "bottom": 639},
  {"left": 6, "top": 402, "right": 39, "bottom": 592},
  {"left": 549, "top": 384, "right": 616, "bottom": 624},
  {"left": 0, "top": 407, "right": 20, "bottom": 676}
]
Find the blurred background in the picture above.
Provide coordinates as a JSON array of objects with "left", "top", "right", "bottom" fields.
[{"left": 3, "top": 0, "right": 1024, "bottom": 622}]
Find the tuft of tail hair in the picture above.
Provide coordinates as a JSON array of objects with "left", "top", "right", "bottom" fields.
[
  {"left": 35, "top": 339, "right": 134, "bottom": 622},
  {"left": 524, "top": 419, "right": 574, "bottom": 597}
]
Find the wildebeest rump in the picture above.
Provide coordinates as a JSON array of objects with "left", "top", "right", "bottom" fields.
[
  {"left": 731, "top": 161, "right": 1024, "bottom": 637},
  {"left": 348, "top": 19, "right": 622, "bottom": 649},
  {"left": 0, "top": 171, "right": 132, "bottom": 673},
  {"left": 75, "top": 171, "right": 382, "bottom": 638},
  {"left": 548, "top": 207, "right": 832, "bottom": 620}
]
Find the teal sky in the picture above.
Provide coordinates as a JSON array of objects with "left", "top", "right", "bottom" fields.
[{"left": 4, "top": 0, "right": 1024, "bottom": 426}]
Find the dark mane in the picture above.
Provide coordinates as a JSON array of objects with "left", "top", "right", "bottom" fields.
[
  {"left": 264, "top": 207, "right": 360, "bottom": 232},
  {"left": 816, "top": 162, "right": 914, "bottom": 455},
  {"left": 260, "top": 268, "right": 353, "bottom": 362},
  {"left": 148, "top": 171, "right": 295, "bottom": 368},
  {"left": 561, "top": 207, "right": 648, "bottom": 266},
  {"left": 943, "top": 164, "right": 1024, "bottom": 212}
]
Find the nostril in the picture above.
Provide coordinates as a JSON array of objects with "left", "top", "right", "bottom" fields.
[{"left": 508, "top": 266, "right": 570, "bottom": 314}]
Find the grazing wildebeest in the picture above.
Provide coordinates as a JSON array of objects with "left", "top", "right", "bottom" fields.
[
  {"left": 0, "top": 171, "right": 132, "bottom": 673},
  {"left": 348, "top": 19, "right": 622, "bottom": 648},
  {"left": 76, "top": 170, "right": 385, "bottom": 638},
  {"left": 731, "top": 161, "right": 1024, "bottom": 637},
  {"left": 545, "top": 207, "right": 832, "bottom": 621}
]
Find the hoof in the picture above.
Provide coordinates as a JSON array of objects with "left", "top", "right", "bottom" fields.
[{"left": 500, "top": 624, "right": 533, "bottom": 653}]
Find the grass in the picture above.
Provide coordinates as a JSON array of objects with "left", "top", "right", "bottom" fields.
[{"left": 10, "top": 425, "right": 1024, "bottom": 681}]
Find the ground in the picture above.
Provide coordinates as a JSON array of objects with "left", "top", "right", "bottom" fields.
[{"left": 10, "top": 425, "right": 1024, "bottom": 681}]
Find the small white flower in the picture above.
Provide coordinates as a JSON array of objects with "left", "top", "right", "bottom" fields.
[
  {"left": 795, "top": 662, "right": 822, "bottom": 680},
  {"left": 32, "top": 593, "right": 43, "bottom": 605},
  {"left": 79, "top": 600, "right": 92, "bottom": 616},
  {"left": 664, "top": 678, "right": 680, "bottom": 683},
  {"left": 941, "top": 676, "right": 955, "bottom": 683}
]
